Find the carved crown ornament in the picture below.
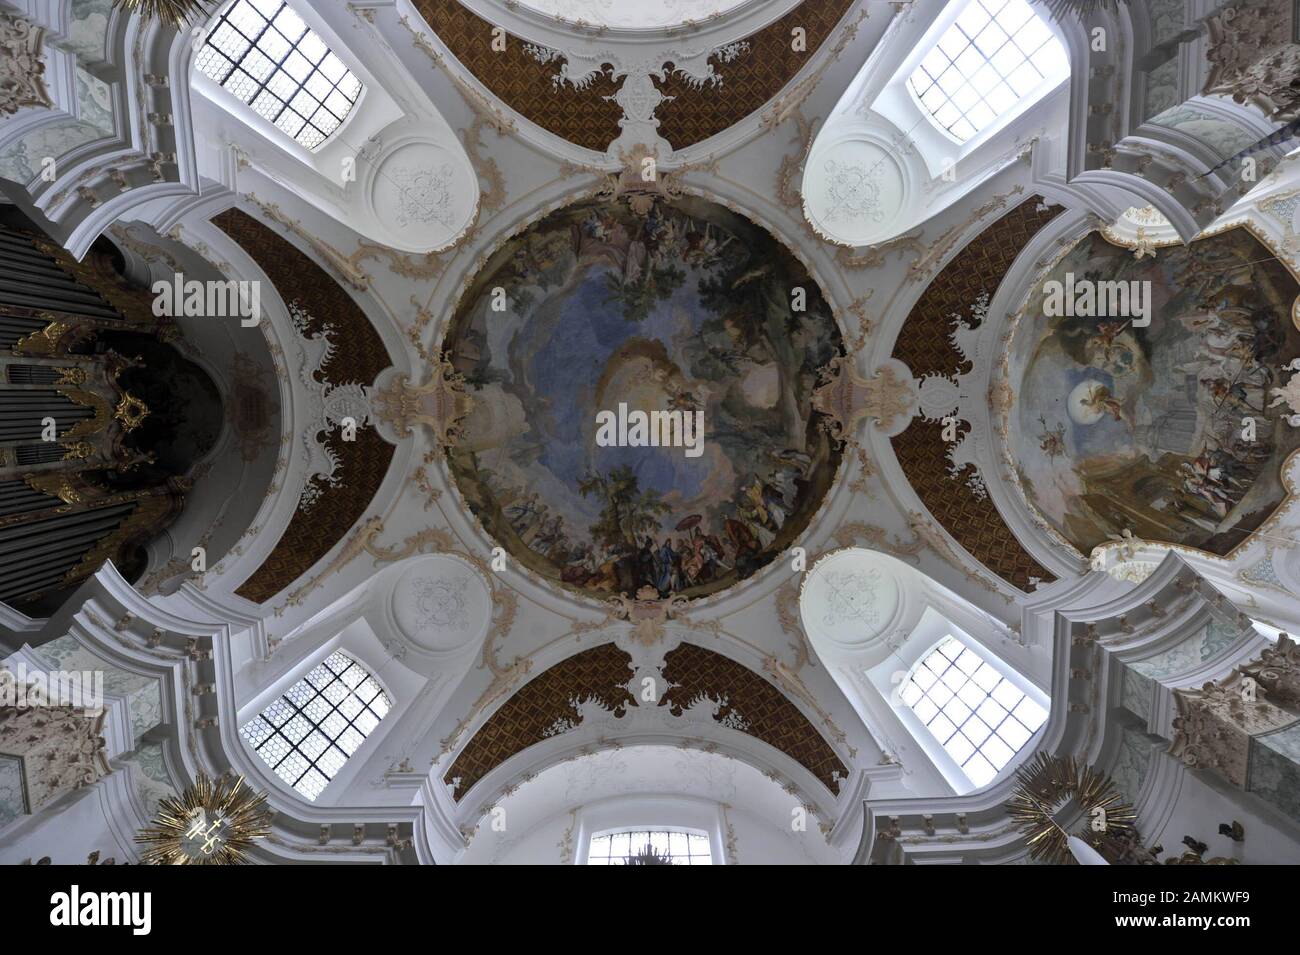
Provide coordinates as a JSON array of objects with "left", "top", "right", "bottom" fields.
[
  {"left": 0, "top": 12, "right": 52, "bottom": 117},
  {"left": 1170, "top": 634, "right": 1300, "bottom": 788},
  {"left": 371, "top": 357, "right": 475, "bottom": 447},
  {"left": 811, "top": 357, "right": 918, "bottom": 441},
  {"left": 574, "top": 587, "right": 694, "bottom": 647},
  {"left": 0, "top": 702, "right": 109, "bottom": 814}
]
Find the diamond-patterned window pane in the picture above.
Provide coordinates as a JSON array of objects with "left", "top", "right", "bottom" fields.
[
  {"left": 317, "top": 746, "right": 346, "bottom": 777},
  {"left": 297, "top": 769, "right": 328, "bottom": 800},
  {"left": 194, "top": 47, "right": 235, "bottom": 84},
  {"left": 336, "top": 726, "right": 364, "bottom": 756},
  {"left": 906, "top": 0, "right": 1066, "bottom": 142},
  {"left": 319, "top": 53, "right": 347, "bottom": 83},
  {"left": 304, "top": 70, "right": 332, "bottom": 101},
  {"left": 240, "top": 716, "right": 273, "bottom": 747},
  {"left": 273, "top": 6, "right": 305, "bottom": 40},
  {"left": 195, "top": 0, "right": 362, "bottom": 148},
  {"left": 320, "top": 711, "right": 348, "bottom": 739},
  {"left": 227, "top": 0, "right": 265, "bottom": 38},
  {"left": 587, "top": 829, "right": 714, "bottom": 865},
  {"left": 263, "top": 699, "right": 293, "bottom": 726},
  {"left": 299, "top": 730, "right": 329, "bottom": 760},
  {"left": 239, "top": 650, "right": 391, "bottom": 801},
  {"left": 242, "top": 49, "right": 276, "bottom": 82},
  {"left": 224, "top": 69, "right": 257, "bottom": 103},
  {"left": 281, "top": 714, "right": 311, "bottom": 744},
  {"left": 302, "top": 695, "right": 331, "bottom": 723},
  {"left": 353, "top": 709, "right": 379, "bottom": 736},
  {"left": 900, "top": 636, "right": 1047, "bottom": 788},
  {"left": 258, "top": 733, "right": 289, "bottom": 765}
]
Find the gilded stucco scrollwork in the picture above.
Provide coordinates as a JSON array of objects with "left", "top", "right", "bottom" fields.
[{"left": 0, "top": 12, "right": 52, "bottom": 117}]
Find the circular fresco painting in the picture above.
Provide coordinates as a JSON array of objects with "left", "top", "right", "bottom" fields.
[
  {"left": 442, "top": 195, "right": 844, "bottom": 600},
  {"left": 1006, "top": 228, "right": 1300, "bottom": 557}
]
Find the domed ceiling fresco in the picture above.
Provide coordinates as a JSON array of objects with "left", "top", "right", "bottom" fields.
[
  {"left": 442, "top": 195, "right": 844, "bottom": 600},
  {"left": 1005, "top": 228, "right": 1300, "bottom": 557}
]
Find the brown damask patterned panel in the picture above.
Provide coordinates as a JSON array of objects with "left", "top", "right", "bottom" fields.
[
  {"left": 410, "top": 0, "right": 624, "bottom": 151},
  {"left": 211, "top": 209, "right": 390, "bottom": 386},
  {"left": 409, "top": 0, "right": 855, "bottom": 152},
  {"left": 892, "top": 197, "right": 1063, "bottom": 380},
  {"left": 211, "top": 208, "right": 394, "bottom": 604},
  {"left": 889, "top": 197, "right": 1063, "bottom": 590},
  {"left": 894, "top": 418, "right": 1053, "bottom": 588},
  {"left": 655, "top": 0, "right": 856, "bottom": 147},
  {"left": 445, "top": 643, "right": 636, "bottom": 799},
  {"left": 660, "top": 642, "right": 847, "bottom": 793},
  {"left": 444, "top": 641, "right": 849, "bottom": 799}
]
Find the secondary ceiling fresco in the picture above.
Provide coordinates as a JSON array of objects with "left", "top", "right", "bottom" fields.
[
  {"left": 1004, "top": 227, "right": 1300, "bottom": 558},
  {"left": 442, "top": 195, "right": 844, "bottom": 601}
]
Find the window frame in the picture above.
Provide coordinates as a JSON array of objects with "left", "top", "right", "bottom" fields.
[
  {"left": 584, "top": 826, "right": 716, "bottom": 866},
  {"left": 904, "top": 0, "right": 1069, "bottom": 145},
  {"left": 239, "top": 650, "right": 392, "bottom": 802},
  {"left": 898, "top": 634, "right": 1048, "bottom": 790},
  {"left": 193, "top": 0, "right": 364, "bottom": 151},
  {"left": 572, "top": 798, "right": 729, "bottom": 865}
]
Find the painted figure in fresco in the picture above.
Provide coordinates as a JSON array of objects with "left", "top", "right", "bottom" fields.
[
  {"left": 442, "top": 195, "right": 844, "bottom": 600},
  {"left": 1012, "top": 229, "right": 1300, "bottom": 557}
]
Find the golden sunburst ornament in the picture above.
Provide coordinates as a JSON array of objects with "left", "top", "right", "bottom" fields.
[
  {"left": 136, "top": 772, "right": 272, "bottom": 865},
  {"left": 111, "top": 0, "right": 212, "bottom": 28},
  {"left": 1006, "top": 753, "right": 1137, "bottom": 864}
]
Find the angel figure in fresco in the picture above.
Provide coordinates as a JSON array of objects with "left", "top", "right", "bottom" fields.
[
  {"left": 1078, "top": 382, "right": 1128, "bottom": 425},
  {"left": 1207, "top": 377, "right": 1266, "bottom": 414},
  {"left": 1087, "top": 320, "right": 1130, "bottom": 362},
  {"left": 1036, "top": 415, "right": 1066, "bottom": 459}
]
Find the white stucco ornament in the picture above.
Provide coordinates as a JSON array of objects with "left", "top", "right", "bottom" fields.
[
  {"left": 799, "top": 548, "right": 902, "bottom": 651},
  {"left": 389, "top": 554, "right": 493, "bottom": 654},
  {"left": 367, "top": 139, "right": 479, "bottom": 251},
  {"left": 802, "top": 132, "right": 911, "bottom": 248}
]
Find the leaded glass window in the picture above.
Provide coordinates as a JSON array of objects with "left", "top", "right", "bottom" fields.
[
  {"left": 907, "top": 0, "right": 1067, "bottom": 142},
  {"left": 240, "top": 651, "right": 390, "bottom": 800},
  {"left": 587, "top": 829, "right": 713, "bottom": 865},
  {"left": 194, "top": 0, "right": 362, "bottom": 149},
  {"left": 900, "top": 636, "right": 1047, "bottom": 787}
]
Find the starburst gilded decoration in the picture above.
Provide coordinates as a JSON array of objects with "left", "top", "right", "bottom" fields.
[
  {"left": 135, "top": 772, "right": 272, "bottom": 865},
  {"left": 111, "top": 0, "right": 211, "bottom": 27},
  {"left": 1006, "top": 753, "right": 1137, "bottom": 864}
]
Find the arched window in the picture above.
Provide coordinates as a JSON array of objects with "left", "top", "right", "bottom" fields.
[
  {"left": 194, "top": 0, "right": 363, "bottom": 149},
  {"left": 587, "top": 828, "right": 713, "bottom": 865},
  {"left": 899, "top": 636, "right": 1046, "bottom": 787},
  {"left": 240, "top": 651, "right": 390, "bottom": 800},
  {"left": 907, "top": 0, "right": 1067, "bottom": 143}
]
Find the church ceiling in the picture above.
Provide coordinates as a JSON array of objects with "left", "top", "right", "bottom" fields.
[
  {"left": 891, "top": 197, "right": 1063, "bottom": 590},
  {"left": 410, "top": 0, "right": 855, "bottom": 151},
  {"left": 211, "top": 208, "right": 396, "bottom": 604},
  {"left": 9, "top": 0, "right": 1300, "bottom": 874},
  {"left": 659, "top": 641, "right": 848, "bottom": 792}
]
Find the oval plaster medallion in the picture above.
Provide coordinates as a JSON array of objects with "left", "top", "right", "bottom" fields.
[{"left": 389, "top": 554, "right": 493, "bottom": 654}]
